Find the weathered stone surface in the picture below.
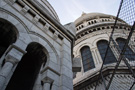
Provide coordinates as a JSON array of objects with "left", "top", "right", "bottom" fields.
[
  {"left": 60, "top": 75, "right": 73, "bottom": 90},
  {"left": 73, "top": 12, "right": 133, "bottom": 90},
  {"left": 0, "top": 0, "right": 75, "bottom": 90},
  {"left": 72, "top": 57, "right": 81, "bottom": 72}
]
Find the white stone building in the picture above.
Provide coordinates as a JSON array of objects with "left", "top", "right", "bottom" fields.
[
  {"left": 0, "top": 0, "right": 135, "bottom": 90},
  {"left": 73, "top": 13, "right": 135, "bottom": 90},
  {"left": 0, "top": 0, "right": 77, "bottom": 90}
]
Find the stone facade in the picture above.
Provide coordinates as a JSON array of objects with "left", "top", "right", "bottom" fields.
[
  {"left": 0, "top": 0, "right": 134, "bottom": 90},
  {"left": 0, "top": 0, "right": 75, "bottom": 90},
  {"left": 73, "top": 13, "right": 135, "bottom": 90}
]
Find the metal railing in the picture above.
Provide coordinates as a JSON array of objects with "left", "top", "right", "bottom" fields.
[{"left": 95, "top": 0, "right": 135, "bottom": 90}]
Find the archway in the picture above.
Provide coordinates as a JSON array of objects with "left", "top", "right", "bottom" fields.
[
  {"left": 0, "top": 19, "right": 18, "bottom": 58},
  {"left": 6, "top": 42, "right": 47, "bottom": 90}
]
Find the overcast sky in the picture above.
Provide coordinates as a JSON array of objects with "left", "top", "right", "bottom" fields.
[{"left": 48, "top": 0, "right": 121, "bottom": 25}]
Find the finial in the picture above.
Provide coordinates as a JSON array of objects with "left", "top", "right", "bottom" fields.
[{"left": 81, "top": 12, "right": 86, "bottom": 16}]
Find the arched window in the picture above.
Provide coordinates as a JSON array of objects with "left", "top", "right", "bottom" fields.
[
  {"left": 79, "top": 26, "right": 81, "bottom": 29},
  {"left": 81, "top": 46, "right": 95, "bottom": 72},
  {"left": 91, "top": 21, "right": 94, "bottom": 24},
  {"left": 116, "top": 38, "right": 135, "bottom": 61},
  {"left": 97, "top": 40, "right": 117, "bottom": 64},
  {"left": 81, "top": 25, "right": 84, "bottom": 28}
]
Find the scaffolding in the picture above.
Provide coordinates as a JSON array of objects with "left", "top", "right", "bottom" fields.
[{"left": 95, "top": 0, "right": 135, "bottom": 90}]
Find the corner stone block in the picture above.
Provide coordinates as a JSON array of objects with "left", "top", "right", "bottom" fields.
[
  {"left": 61, "top": 58, "right": 72, "bottom": 70},
  {"left": 72, "top": 57, "right": 81, "bottom": 72},
  {"left": 60, "top": 86, "right": 72, "bottom": 90},
  {"left": 51, "top": 84, "right": 59, "bottom": 90},
  {"left": 6, "top": 45, "right": 26, "bottom": 61},
  {"left": 14, "top": 39, "right": 28, "bottom": 50},
  {"left": 60, "top": 75, "right": 73, "bottom": 90},
  {"left": 47, "top": 60, "right": 60, "bottom": 73},
  {"left": 41, "top": 69, "right": 60, "bottom": 86},
  {"left": 61, "top": 65, "right": 73, "bottom": 78},
  {"left": 0, "top": 0, "right": 7, "bottom": 7},
  {"left": 61, "top": 51, "right": 71, "bottom": 61},
  {"left": 62, "top": 44, "right": 71, "bottom": 54}
]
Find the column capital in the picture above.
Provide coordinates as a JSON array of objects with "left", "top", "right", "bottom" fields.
[
  {"left": 6, "top": 44, "right": 26, "bottom": 55},
  {"left": 5, "top": 54, "right": 19, "bottom": 66},
  {"left": 4, "top": 44, "right": 26, "bottom": 65},
  {"left": 6, "top": 44, "right": 26, "bottom": 59},
  {"left": 41, "top": 77, "right": 54, "bottom": 84}
]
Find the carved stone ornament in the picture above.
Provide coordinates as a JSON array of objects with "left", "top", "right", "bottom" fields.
[{"left": 5, "top": 54, "right": 19, "bottom": 66}]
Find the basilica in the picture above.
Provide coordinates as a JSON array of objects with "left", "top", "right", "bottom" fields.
[{"left": 0, "top": 0, "right": 134, "bottom": 90}]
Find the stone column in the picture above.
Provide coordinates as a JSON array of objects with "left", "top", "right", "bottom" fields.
[
  {"left": 0, "top": 55, "right": 19, "bottom": 90},
  {"left": 42, "top": 77, "right": 53, "bottom": 90},
  {"left": 95, "top": 48, "right": 102, "bottom": 63},
  {"left": 0, "top": 44, "right": 26, "bottom": 90},
  {"left": 43, "top": 82, "right": 51, "bottom": 90},
  {"left": 91, "top": 49, "right": 98, "bottom": 64}
]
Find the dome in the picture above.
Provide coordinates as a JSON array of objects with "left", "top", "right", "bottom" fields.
[
  {"left": 37, "top": 0, "right": 60, "bottom": 22},
  {"left": 74, "top": 12, "right": 127, "bottom": 33},
  {"left": 73, "top": 12, "right": 132, "bottom": 90},
  {"left": 74, "top": 13, "right": 115, "bottom": 26}
]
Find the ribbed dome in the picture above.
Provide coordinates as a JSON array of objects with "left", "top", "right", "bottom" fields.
[
  {"left": 74, "top": 13, "right": 115, "bottom": 26},
  {"left": 37, "top": 0, "right": 60, "bottom": 22}
]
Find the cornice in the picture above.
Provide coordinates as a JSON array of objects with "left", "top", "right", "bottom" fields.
[
  {"left": 76, "top": 22, "right": 130, "bottom": 36},
  {"left": 75, "top": 23, "right": 131, "bottom": 46},
  {"left": 25, "top": 0, "right": 75, "bottom": 42},
  {"left": 73, "top": 66, "right": 135, "bottom": 89}
]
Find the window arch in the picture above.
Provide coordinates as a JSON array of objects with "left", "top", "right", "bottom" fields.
[
  {"left": 80, "top": 46, "right": 95, "bottom": 72},
  {"left": 97, "top": 40, "right": 117, "bottom": 64},
  {"left": 116, "top": 38, "right": 135, "bottom": 61}
]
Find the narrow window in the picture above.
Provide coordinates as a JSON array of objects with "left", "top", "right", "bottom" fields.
[
  {"left": 91, "top": 21, "right": 94, "bottom": 24},
  {"left": 81, "top": 25, "right": 84, "bottom": 28},
  {"left": 97, "top": 40, "right": 117, "bottom": 64},
  {"left": 81, "top": 46, "right": 95, "bottom": 72},
  {"left": 116, "top": 38, "right": 135, "bottom": 61}
]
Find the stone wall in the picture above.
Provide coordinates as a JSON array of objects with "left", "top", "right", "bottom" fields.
[{"left": 0, "top": 0, "right": 74, "bottom": 90}]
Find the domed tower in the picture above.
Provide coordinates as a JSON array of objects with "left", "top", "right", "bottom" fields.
[
  {"left": 73, "top": 13, "right": 134, "bottom": 90},
  {"left": 0, "top": 0, "right": 74, "bottom": 90}
]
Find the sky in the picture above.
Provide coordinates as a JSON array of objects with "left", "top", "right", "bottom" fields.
[{"left": 48, "top": 0, "right": 121, "bottom": 25}]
